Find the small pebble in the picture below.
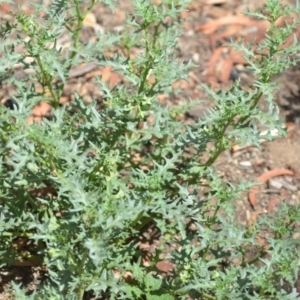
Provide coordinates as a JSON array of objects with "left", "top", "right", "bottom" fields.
[
  {"left": 268, "top": 178, "right": 283, "bottom": 190},
  {"left": 192, "top": 53, "right": 200, "bottom": 63},
  {"left": 239, "top": 161, "right": 252, "bottom": 167}
]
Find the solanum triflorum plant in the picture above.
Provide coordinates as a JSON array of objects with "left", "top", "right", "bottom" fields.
[{"left": 0, "top": 0, "right": 299, "bottom": 299}]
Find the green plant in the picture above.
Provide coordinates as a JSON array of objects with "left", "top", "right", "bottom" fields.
[{"left": 0, "top": 0, "right": 300, "bottom": 299}]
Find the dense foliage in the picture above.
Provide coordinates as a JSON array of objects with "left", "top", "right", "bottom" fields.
[{"left": 0, "top": 0, "right": 300, "bottom": 299}]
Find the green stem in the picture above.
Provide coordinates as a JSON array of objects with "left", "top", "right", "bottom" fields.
[
  {"left": 238, "top": 90, "right": 263, "bottom": 125},
  {"left": 138, "top": 59, "right": 152, "bottom": 94},
  {"left": 1, "top": 231, "right": 33, "bottom": 237},
  {"left": 205, "top": 88, "right": 263, "bottom": 167},
  {"left": 36, "top": 55, "right": 60, "bottom": 108},
  {"left": 201, "top": 292, "right": 217, "bottom": 300},
  {"left": 138, "top": 22, "right": 161, "bottom": 95},
  {"left": 25, "top": 194, "right": 39, "bottom": 210},
  {"left": 53, "top": 0, "right": 96, "bottom": 107},
  {"left": 68, "top": 0, "right": 96, "bottom": 69},
  {"left": 204, "top": 119, "right": 232, "bottom": 167},
  {"left": 76, "top": 250, "right": 89, "bottom": 299}
]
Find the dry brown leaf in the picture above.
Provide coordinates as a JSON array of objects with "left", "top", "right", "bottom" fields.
[
  {"left": 27, "top": 102, "right": 52, "bottom": 125},
  {"left": 196, "top": 15, "right": 255, "bottom": 35},
  {"left": 248, "top": 168, "right": 294, "bottom": 208}
]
